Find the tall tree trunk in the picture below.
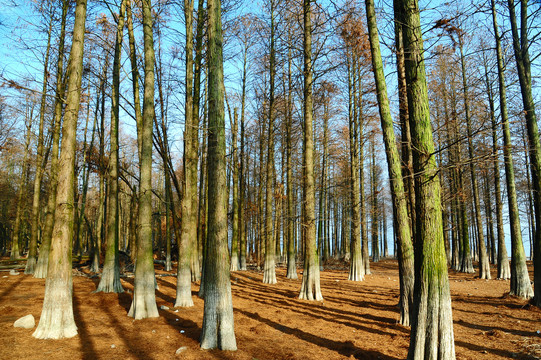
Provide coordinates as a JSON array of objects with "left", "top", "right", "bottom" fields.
[
  {"left": 347, "top": 56, "right": 364, "bottom": 282},
  {"left": 285, "top": 33, "right": 297, "bottom": 278},
  {"left": 230, "top": 108, "right": 240, "bottom": 271},
  {"left": 483, "top": 48, "right": 510, "bottom": 278},
  {"left": 34, "top": 0, "right": 69, "bottom": 278},
  {"left": 370, "top": 138, "right": 380, "bottom": 263},
  {"left": 263, "top": 0, "right": 277, "bottom": 284},
  {"left": 458, "top": 39, "right": 490, "bottom": 279},
  {"left": 299, "top": 0, "right": 323, "bottom": 301},
  {"left": 238, "top": 30, "right": 248, "bottom": 271},
  {"left": 11, "top": 113, "right": 33, "bottom": 260},
  {"left": 199, "top": 0, "right": 237, "bottom": 348},
  {"left": 394, "top": 2, "right": 415, "bottom": 240},
  {"left": 26, "top": 19, "right": 53, "bottom": 274},
  {"left": 128, "top": 0, "right": 159, "bottom": 319},
  {"left": 92, "top": 53, "right": 110, "bottom": 274},
  {"left": 508, "top": 0, "right": 539, "bottom": 304},
  {"left": 396, "top": 0, "right": 456, "bottom": 357},
  {"left": 96, "top": 0, "right": 126, "bottom": 293},
  {"left": 365, "top": 0, "right": 414, "bottom": 324},
  {"left": 492, "top": 0, "right": 531, "bottom": 294},
  {"left": 176, "top": 0, "right": 198, "bottom": 308},
  {"left": 33, "top": 0, "right": 88, "bottom": 339}
]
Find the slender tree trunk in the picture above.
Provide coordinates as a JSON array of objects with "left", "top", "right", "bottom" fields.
[
  {"left": 239, "top": 35, "right": 248, "bottom": 271},
  {"left": 491, "top": 0, "right": 531, "bottom": 293},
  {"left": 365, "top": 0, "right": 414, "bottom": 323},
  {"left": 483, "top": 50, "right": 510, "bottom": 277},
  {"left": 285, "top": 35, "right": 297, "bottom": 278},
  {"left": 396, "top": 0, "right": 456, "bottom": 357},
  {"left": 458, "top": 39, "right": 490, "bottom": 279},
  {"left": 128, "top": 0, "right": 159, "bottom": 319},
  {"left": 176, "top": 0, "right": 198, "bottom": 308},
  {"left": 34, "top": 0, "right": 69, "bottom": 278},
  {"left": 347, "top": 56, "right": 364, "bottom": 282},
  {"left": 96, "top": 0, "right": 126, "bottom": 293},
  {"left": 26, "top": 20, "right": 53, "bottom": 274},
  {"left": 299, "top": 0, "right": 323, "bottom": 301},
  {"left": 370, "top": 138, "right": 380, "bottom": 263},
  {"left": 230, "top": 108, "right": 240, "bottom": 271},
  {"left": 263, "top": 0, "right": 277, "bottom": 284},
  {"left": 33, "top": 0, "right": 88, "bottom": 339},
  {"left": 199, "top": 0, "right": 237, "bottom": 348},
  {"left": 11, "top": 114, "right": 33, "bottom": 260}
]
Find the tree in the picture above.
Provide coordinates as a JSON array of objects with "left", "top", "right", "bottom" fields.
[
  {"left": 34, "top": 0, "right": 69, "bottom": 279},
  {"left": 128, "top": 0, "right": 159, "bottom": 320},
  {"left": 33, "top": 0, "right": 88, "bottom": 340},
  {"left": 176, "top": 0, "right": 198, "bottom": 308},
  {"left": 506, "top": 0, "right": 538, "bottom": 303},
  {"left": 365, "top": 0, "right": 414, "bottom": 325},
  {"left": 483, "top": 10, "right": 511, "bottom": 279},
  {"left": 95, "top": 0, "right": 126, "bottom": 294},
  {"left": 199, "top": 0, "right": 237, "bottom": 349},
  {"left": 262, "top": 0, "right": 278, "bottom": 285},
  {"left": 395, "top": 0, "right": 456, "bottom": 357},
  {"left": 26, "top": 11, "right": 53, "bottom": 274},
  {"left": 298, "top": 0, "right": 323, "bottom": 301}
]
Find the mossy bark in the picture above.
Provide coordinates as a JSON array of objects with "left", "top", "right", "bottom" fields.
[
  {"left": 395, "top": 0, "right": 456, "bottom": 357},
  {"left": 365, "top": 0, "right": 414, "bottom": 324},
  {"left": 506, "top": 0, "right": 537, "bottom": 302}
]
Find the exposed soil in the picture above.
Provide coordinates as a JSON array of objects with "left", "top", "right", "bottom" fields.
[{"left": 1, "top": 259, "right": 540, "bottom": 360}]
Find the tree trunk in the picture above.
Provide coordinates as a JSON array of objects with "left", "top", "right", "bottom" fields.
[
  {"left": 458, "top": 39, "right": 491, "bottom": 280},
  {"left": 298, "top": 0, "right": 323, "bottom": 301},
  {"left": 33, "top": 0, "right": 88, "bottom": 340},
  {"left": 396, "top": 0, "right": 456, "bottom": 357},
  {"left": 365, "top": 0, "right": 414, "bottom": 324},
  {"left": 491, "top": 0, "right": 531, "bottom": 293},
  {"left": 285, "top": 33, "right": 297, "bottom": 279},
  {"left": 128, "top": 0, "right": 159, "bottom": 319},
  {"left": 34, "top": 0, "right": 69, "bottom": 279},
  {"left": 347, "top": 55, "right": 364, "bottom": 282},
  {"left": 263, "top": 0, "right": 277, "bottom": 284},
  {"left": 199, "top": 0, "right": 237, "bottom": 348},
  {"left": 11, "top": 113, "right": 33, "bottom": 260},
  {"left": 176, "top": 0, "right": 197, "bottom": 308},
  {"left": 96, "top": 0, "right": 126, "bottom": 294},
  {"left": 230, "top": 108, "right": 240, "bottom": 271},
  {"left": 26, "top": 19, "right": 53, "bottom": 274}
]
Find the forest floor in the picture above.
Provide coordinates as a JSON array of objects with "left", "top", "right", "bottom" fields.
[{"left": 1, "top": 258, "right": 540, "bottom": 360}]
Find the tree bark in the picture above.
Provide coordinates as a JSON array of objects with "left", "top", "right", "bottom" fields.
[
  {"left": 26, "top": 18, "right": 53, "bottom": 274},
  {"left": 96, "top": 0, "right": 126, "bottom": 293},
  {"left": 128, "top": 0, "right": 159, "bottom": 319},
  {"left": 199, "top": 0, "right": 237, "bottom": 348},
  {"left": 33, "top": 0, "right": 88, "bottom": 340},
  {"left": 34, "top": 0, "right": 69, "bottom": 279},
  {"left": 506, "top": 0, "right": 537, "bottom": 302},
  {"left": 395, "top": 0, "right": 456, "bottom": 357},
  {"left": 176, "top": 0, "right": 197, "bottom": 308},
  {"left": 298, "top": 0, "right": 323, "bottom": 301},
  {"left": 365, "top": 0, "right": 414, "bottom": 324}
]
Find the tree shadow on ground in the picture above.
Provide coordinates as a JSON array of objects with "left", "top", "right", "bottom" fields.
[
  {"left": 237, "top": 308, "right": 401, "bottom": 360},
  {"left": 455, "top": 318, "right": 536, "bottom": 337},
  {"left": 73, "top": 289, "right": 99, "bottom": 360},
  {"left": 0, "top": 275, "right": 25, "bottom": 300}
]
